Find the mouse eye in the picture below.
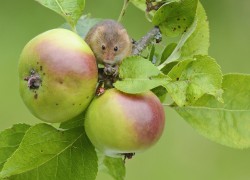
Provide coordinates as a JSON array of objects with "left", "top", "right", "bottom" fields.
[
  {"left": 114, "top": 46, "right": 118, "bottom": 52},
  {"left": 102, "top": 45, "right": 106, "bottom": 50}
]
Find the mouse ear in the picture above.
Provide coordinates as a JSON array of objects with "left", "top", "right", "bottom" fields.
[{"left": 118, "top": 28, "right": 129, "bottom": 36}]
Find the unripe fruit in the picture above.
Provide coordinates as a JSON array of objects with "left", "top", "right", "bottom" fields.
[
  {"left": 85, "top": 89, "right": 165, "bottom": 157},
  {"left": 19, "top": 29, "right": 98, "bottom": 123}
]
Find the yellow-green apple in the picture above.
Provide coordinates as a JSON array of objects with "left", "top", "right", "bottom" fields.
[
  {"left": 19, "top": 29, "right": 98, "bottom": 123},
  {"left": 85, "top": 89, "right": 165, "bottom": 157}
]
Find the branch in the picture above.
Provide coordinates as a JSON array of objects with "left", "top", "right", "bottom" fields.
[{"left": 132, "top": 26, "right": 161, "bottom": 55}]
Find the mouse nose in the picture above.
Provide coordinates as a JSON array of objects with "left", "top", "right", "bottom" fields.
[{"left": 104, "top": 53, "right": 114, "bottom": 61}]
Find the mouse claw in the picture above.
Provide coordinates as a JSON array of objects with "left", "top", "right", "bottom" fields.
[{"left": 112, "top": 65, "right": 119, "bottom": 77}]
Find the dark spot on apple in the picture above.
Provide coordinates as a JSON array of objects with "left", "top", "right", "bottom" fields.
[
  {"left": 177, "top": 18, "right": 180, "bottom": 21},
  {"left": 176, "top": 77, "right": 179, "bottom": 81},
  {"left": 56, "top": 103, "right": 59, "bottom": 106},
  {"left": 86, "top": 96, "right": 90, "bottom": 99},
  {"left": 40, "top": 66, "right": 43, "bottom": 71},
  {"left": 173, "top": 27, "right": 176, "bottom": 31},
  {"left": 79, "top": 104, "right": 82, "bottom": 106},
  {"left": 34, "top": 93, "right": 38, "bottom": 99},
  {"left": 183, "top": 18, "right": 186, "bottom": 21},
  {"left": 40, "top": 150, "right": 43, "bottom": 153},
  {"left": 43, "top": 73, "right": 46, "bottom": 75},
  {"left": 37, "top": 62, "right": 39, "bottom": 64},
  {"left": 178, "top": 25, "right": 181, "bottom": 29},
  {"left": 59, "top": 81, "right": 63, "bottom": 84},
  {"left": 72, "top": 103, "right": 75, "bottom": 106}
]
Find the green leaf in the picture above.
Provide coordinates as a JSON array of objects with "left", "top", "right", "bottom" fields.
[
  {"left": 59, "top": 112, "right": 85, "bottom": 129},
  {"left": 161, "top": 61, "right": 179, "bottom": 75},
  {"left": 179, "top": 2, "right": 209, "bottom": 60},
  {"left": 158, "top": 2, "right": 209, "bottom": 69},
  {"left": 158, "top": 43, "right": 177, "bottom": 66},
  {"left": 164, "top": 55, "right": 223, "bottom": 107},
  {"left": 152, "top": 0, "right": 198, "bottom": 37},
  {"left": 0, "top": 124, "right": 97, "bottom": 180},
  {"left": 114, "top": 56, "right": 171, "bottom": 94},
  {"left": 152, "top": 86, "right": 168, "bottom": 102},
  {"left": 61, "top": 15, "right": 101, "bottom": 38},
  {"left": 158, "top": 20, "right": 197, "bottom": 69},
  {"left": 130, "top": 0, "right": 147, "bottom": 12},
  {"left": 174, "top": 74, "right": 250, "bottom": 148},
  {"left": 0, "top": 124, "right": 30, "bottom": 171},
  {"left": 98, "top": 154, "right": 125, "bottom": 180},
  {"left": 35, "top": 0, "right": 85, "bottom": 29}
]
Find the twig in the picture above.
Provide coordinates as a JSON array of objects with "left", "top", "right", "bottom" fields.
[
  {"left": 118, "top": 0, "right": 130, "bottom": 22},
  {"left": 132, "top": 26, "right": 161, "bottom": 55}
]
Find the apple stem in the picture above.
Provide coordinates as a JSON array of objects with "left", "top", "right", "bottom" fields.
[{"left": 122, "top": 152, "right": 135, "bottom": 163}]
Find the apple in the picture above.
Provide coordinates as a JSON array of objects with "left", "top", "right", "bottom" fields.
[
  {"left": 19, "top": 29, "right": 98, "bottom": 123},
  {"left": 84, "top": 89, "right": 165, "bottom": 157}
]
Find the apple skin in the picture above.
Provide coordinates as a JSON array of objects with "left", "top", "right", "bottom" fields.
[
  {"left": 19, "top": 29, "right": 98, "bottom": 123},
  {"left": 85, "top": 89, "right": 165, "bottom": 157}
]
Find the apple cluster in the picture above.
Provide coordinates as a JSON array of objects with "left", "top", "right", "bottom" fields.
[{"left": 18, "top": 29, "right": 165, "bottom": 157}]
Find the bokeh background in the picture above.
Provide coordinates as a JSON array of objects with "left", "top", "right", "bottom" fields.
[{"left": 1, "top": 0, "right": 250, "bottom": 179}]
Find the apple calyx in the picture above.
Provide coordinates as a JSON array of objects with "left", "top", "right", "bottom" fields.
[{"left": 24, "top": 69, "right": 42, "bottom": 90}]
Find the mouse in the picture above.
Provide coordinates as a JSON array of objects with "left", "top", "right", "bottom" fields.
[{"left": 85, "top": 19, "right": 132, "bottom": 68}]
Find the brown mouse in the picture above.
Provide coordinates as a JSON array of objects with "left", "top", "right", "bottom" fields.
[{"left": 85, "top": 19, "right": 132, "bottom": 66}]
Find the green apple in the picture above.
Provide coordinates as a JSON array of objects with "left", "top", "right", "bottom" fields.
[
  {"left": 19, "top": 29, "right": 98, "bottom": 123},
  {"left": 85, "top": 89, "right": 165, "bottom": 157}
]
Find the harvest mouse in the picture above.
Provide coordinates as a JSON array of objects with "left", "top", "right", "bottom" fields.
[{"left": 85, "top": 19, "right": 132, "bottom": 75}]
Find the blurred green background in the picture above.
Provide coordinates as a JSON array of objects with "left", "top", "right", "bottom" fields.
[{"left": 0, "top": 0, "right": 250, "bottom": 179}]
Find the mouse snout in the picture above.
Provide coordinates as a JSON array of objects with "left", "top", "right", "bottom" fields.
[{"left": 103, "top": 52, "right": 115, "bottom": 64}]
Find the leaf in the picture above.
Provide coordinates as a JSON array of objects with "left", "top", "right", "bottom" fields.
[
  {"left": 161, "top": 61, "right": 179, "bottom": 75},
  {"left": 114, "top": 56, "right": 171, "bottom": 94},
  {"left": 61, "top": 15, "right": 101, "bottom": 38},
  {"left": 0, "top": 124, "right": 97, "bottom": 180},
  {"left": 130, "top": 0, "right": 147, "bottom": 12},
  {"left": 0, "top": 124, "right": 31, "bottom": 171},
  {"left": 152, "top": 0, "right": 198, "bottom": 37},
  {"left": 158, "top": 19, "right": 197, "bottom": 69},
  {"left": 98, "top": 153, "right": 125, "bottom": 180},
  {"left": 174, "top": 74, "right": 250, "bottom": 148},
  {"left": 164, "top": 55, "right": 223, "bottom": 107},
  {"left": 35, "top": 0, "right": 85, "bottom": 28},
  {"left": 59, "top": 112, "right": 85, "bottom": 129},
  {"left": 179, "top": 2, "right": 209, "bottom": 60},
  {"left": 152, "top": 86, "right": 168, "bottom": 102},
  {"left": 158, "top": 43, "right": 177, "bottom": 66},
  {"left": 158, "top": 2, "right": 209, "bottom": 69},
  {"left": 103, "top": 157, "right": 125, "bottom": 180}
]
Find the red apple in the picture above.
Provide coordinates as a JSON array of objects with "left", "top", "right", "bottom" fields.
[
  {"left": 19, "top": 29, "right": 98, "bottom": 123},
  {"left": 85, "top": 89, "right": 165, "bottom": 157}
]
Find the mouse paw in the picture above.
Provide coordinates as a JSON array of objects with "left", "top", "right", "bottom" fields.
[{"left": 104, "top": 64, "right": 119, "bottom": 77}]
